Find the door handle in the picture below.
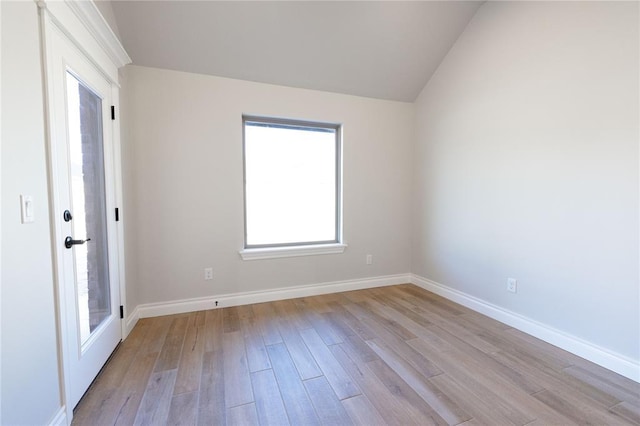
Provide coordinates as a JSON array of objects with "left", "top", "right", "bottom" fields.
[{"left": 65, "top": 236, "right": 91, "bottom": 249}]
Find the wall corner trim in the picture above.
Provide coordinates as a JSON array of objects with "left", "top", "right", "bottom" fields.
[
  {"left": 134, "top": 273, "right": 411, "bottom": 319},
  {"left": 47, "top": 406, "right": 67, "bottom": 426},
  {"left": 410, "top": 274, "right": 640, "bottom": 383}
]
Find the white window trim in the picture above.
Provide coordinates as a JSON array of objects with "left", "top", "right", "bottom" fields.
[
  {"left": 242, "top": 115, "right": 343, "bottom": 250},
  {"left": 239, "top": 243, "right": 347, "bottom": 261}
]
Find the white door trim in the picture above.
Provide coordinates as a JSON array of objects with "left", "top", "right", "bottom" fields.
[{"left": 39, "top": 1, "right": 130, "bottom": 422}]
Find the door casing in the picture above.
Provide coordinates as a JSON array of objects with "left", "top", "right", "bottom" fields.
[{"left": 39, "top": 1, "right": 130, "bottom": 421}]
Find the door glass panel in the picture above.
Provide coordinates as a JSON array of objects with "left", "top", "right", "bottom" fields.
[{"left": 66, "top": 71, "right": 111, "bottom": 346}]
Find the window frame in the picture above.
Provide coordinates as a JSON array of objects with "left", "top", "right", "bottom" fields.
[{"left": 241, "top": 115, "right": 343, "bottom": 255}]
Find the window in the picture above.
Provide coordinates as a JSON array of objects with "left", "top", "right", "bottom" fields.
[{"left": 241, "top": 116, "right": 344, "bottom": 259}]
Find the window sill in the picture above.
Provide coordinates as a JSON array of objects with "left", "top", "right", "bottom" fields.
[{"left": 239, "top": 243, "right": 347, "bottom": 261}]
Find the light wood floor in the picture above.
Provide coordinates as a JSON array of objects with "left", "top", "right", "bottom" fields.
[{"left": 72, "top": 284, "right": 640, "bottom": 425}]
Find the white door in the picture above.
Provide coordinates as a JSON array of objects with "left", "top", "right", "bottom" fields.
[{"left": 45, "top": 19, "right": 122, "bottom": 411}]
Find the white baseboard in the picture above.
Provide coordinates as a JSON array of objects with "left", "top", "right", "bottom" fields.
[
  {"left": 411, "top": 274, "right": 640, "bottom": 383},
  {"left": 136, "top": 273, "right": 411, "bottom": 319},
  {"left": 125, "top": 306, "right": 140, "bottom": 337},
  {"left": 48, "top": 406, "right": 67, "bottom": 426}
]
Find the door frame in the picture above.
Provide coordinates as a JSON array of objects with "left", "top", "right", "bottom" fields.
[{"left": 39, "top": 1, "right": 130, "bottom": 422}]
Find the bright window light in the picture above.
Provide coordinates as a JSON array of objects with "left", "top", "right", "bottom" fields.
[{"left": 243, "top": 116, "right": 341, "bottom": 248}]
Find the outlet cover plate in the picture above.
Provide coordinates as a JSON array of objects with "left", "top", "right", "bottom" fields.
[{"left": 204, "top": 268, "right": 213, "bottom": 280}]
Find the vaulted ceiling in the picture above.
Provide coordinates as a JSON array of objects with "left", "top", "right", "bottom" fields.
[{"left": 110, "top": 1, "right": 483, "bottom": 102}]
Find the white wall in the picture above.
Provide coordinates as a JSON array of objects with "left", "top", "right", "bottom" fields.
[
  {"left": 1, "top": 2, "right": 63, "bottom": 424},
  {"left": 413, "top": 1, "right": 639, "bottom": 362},
  {"left": 122, "top": 65, "right": 413, "bottom": 305}
]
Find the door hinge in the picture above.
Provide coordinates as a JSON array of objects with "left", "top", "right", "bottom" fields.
[
  {"left": 111, "top": 105, "right": 116, "bottom": 120},
  {"left": 119, "top": 305, "right": 124, "bottom": 319},
  {"left": 115, "top": 207, "right": 120, "bottom": 222}
]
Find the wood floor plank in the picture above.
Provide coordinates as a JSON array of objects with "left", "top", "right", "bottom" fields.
[
  {"left": 567, "top": 357, "right": 640, "bottom": 394},
  {"left": 371, "top": 293, "right": 458, "bottom": 352},
  {"left": 273, "top": 299, "right": 312, "bottom": 330},
  {"left": 407, "top": 337, "right": 537, "bottom": 425},
  {"left": 110, "top": 352, "right": 160, "bottom": 426},
  {"left": 74, "top": 350, "right": 155, "bottom": 426},
  {"left": 198, "top": 350, "right": 225, "bottom": 425},
  {"left": 366, "top": 358, "right": 448, "bottom": 426},
  {"left": 341, "top": 395, "right": 386, "bottom": 426},
  {"left": 386, "top": 286, "right": 458, "bottom": 320},
  {"left": 563, "top": 364, "right": 640, "bottom": 405},
  {"left": 343, "top": 305, "right": 442, "bottom": 379},
  {"left": 140, "top": 315, "right": 173, "bottom": 355},
  {"left": 273, "top": 310, "right": 322, "bottom": 380},
  {"left": 267, "top": 343, "right": 320, "bottom": 426},
  {"left": 323, "top": 312, "right": 359, "bottom": 340},
  {"left": 203, "top": 308, "right": 223, "bottom": 353},
  {"left": 299, "top": 295, "right": 334, "bottom": 313},
  {"left": 371, "top": 328, "right": 442, "bottom": 379},
  {"left": 326, "top": 301, "right": 378, "bottom": 341},
  {"left": 133, "top": 369, "right": 178, "bottom": 425},
  {"left": 339, "top": 333, "right": 379, "bottom": 363},
  {"left": 484, "top": 336, "right": 573, "bottom": 383},
  {"left": 250, "top": 369, "right": 290, "bottom": 426},
  {"left": 227, "top": 403, "right": 259, "bottom": 426},
  {"left": 223, "top": 306, "right": 241, "bottom": 333},
  {"left": 610, "top": 401, "right": 640, "bottom": 425},
  {"left": 194, "top": 310, "right": 207, "bottom": 328},
  {"left": 252, "top": 302, "right": 283, "bottom": 346},
  {"left": 154, "top": 316, "right": 189, "bottom": 372},
  {"left": 174, "top": 314, "right": 205, "bottom": 395},
  {"left": 500, "top": 327, "right": 575, "bottom": 370},
  {"left": 72, "top": 387, "right": 116, "bottom": 426},
  {"left": 222, "top": 330, "right": 254, "bottom": 408},
  {"left": 367, "top": 338, "right": 470, "bottom": 425},
  {"left": 95, "top": 319, "right": 151, "bottom": 390},
  {"left": 370, "top": 291, "right": 433, "bottom": 329},
  {"left": 491, "top": 347, "right": 628, "bottom": 414},
  {"left": 455, "top": 418, "right": 485, "bottom": 426},
  {"left": 428, "top": 373, "right": 521, "bottom": 426},
  {"left": 303, "top": 376, "right": 354, "bottom": 425},
  {"left": 460, "top": 310, "right": 513, "bottom": 332},
  {"left": 166, "top": 391, "right": 198, "bottom": 426},
  {"left": 294, "top": 297, "right": 347, "bottom": 345},
  {"left": 408, "top": 307, "right": 501, "bottom": 355},
  {"left": 431, "top": 330, "right": 545, "bottom": 395},
  {"left": 339, "top": 289, "right": 370, "bottom": 303},
  {"left": 238, "top": 304, "right": 271, "bottom": 373},
  {"left": 352, "top": 300, "right": 417, "bottom": 341},
  {"left": 368, "top": 292, "right": 464, "bottom": 352},
  {"left": 447, "top": 345, "right": 585, "bottom": 425},
  {"left": 299, "top": 327, "right": 361, "bottom": 400},
  {"left": 396, "top": 285, "right": 466, "bottom": 316},
  {"left": 329, "top": 344, "right": 428, "bottom": 425},
  {"left": 532, "top": 388, "right": 633, "bottom": 425}
]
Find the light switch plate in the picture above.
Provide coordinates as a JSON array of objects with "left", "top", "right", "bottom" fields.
[{"left": 20, "top": 195, "right": 34, "bottom": 224}]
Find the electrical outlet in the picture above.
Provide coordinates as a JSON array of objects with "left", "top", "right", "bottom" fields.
[
  {"left": 204, "top": 267, "right": 213, "bottom": 280},
  {"left": 507, "top": 278, "right": 517, "bottom": 293},
  {"left": 366, "top": 254, "right": 373, "bottom": 265}
]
